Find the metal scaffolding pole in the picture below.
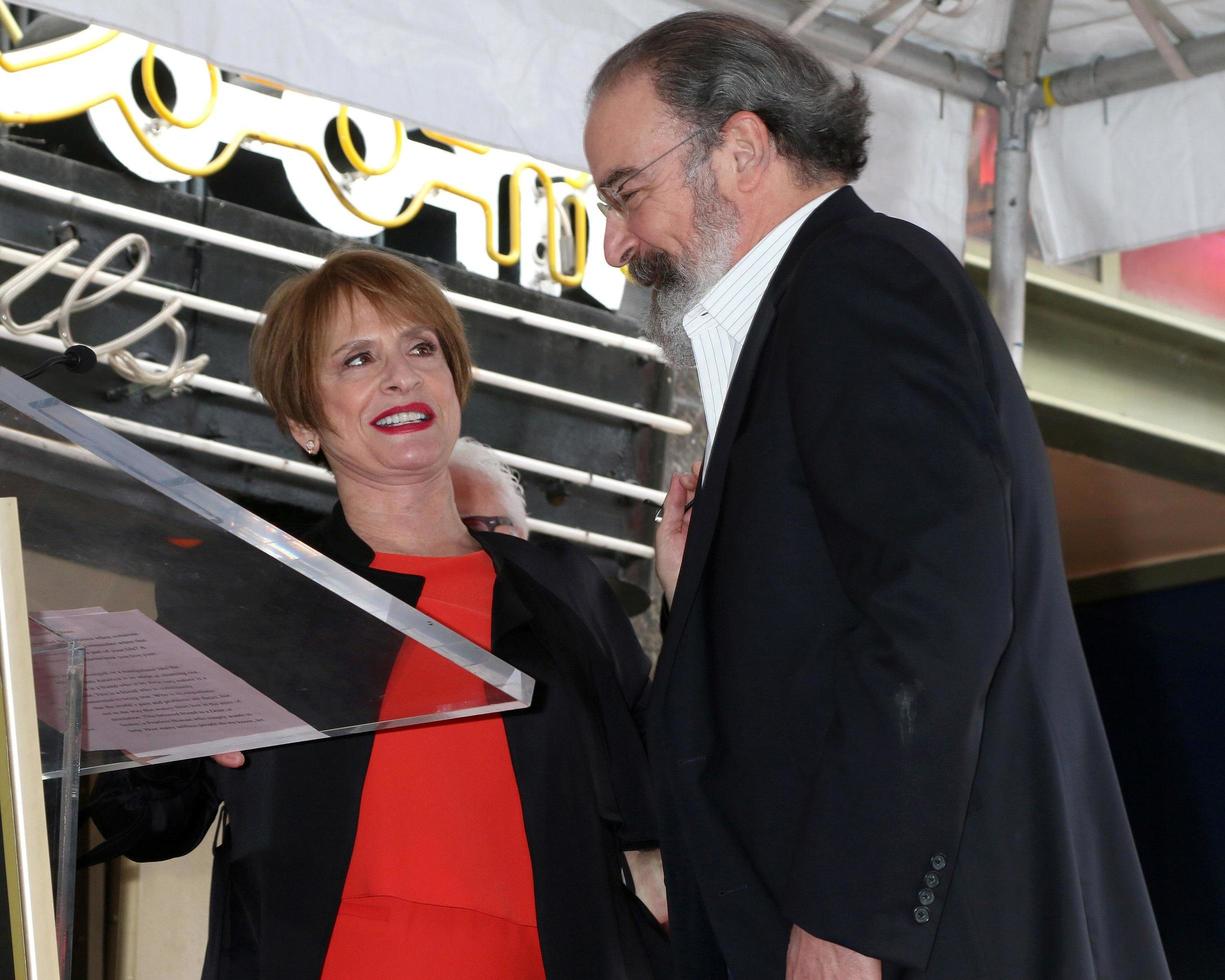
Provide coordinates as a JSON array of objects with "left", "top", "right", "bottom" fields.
[
  {"left": 1044, "top": 30, "right": 1225, "bottom": 106},
  {"left": 988, "top": 0, "right": 1055, "bottom": 373},
  {"left": 701, "top": 0, "right": 1003, "bottom": 105}
]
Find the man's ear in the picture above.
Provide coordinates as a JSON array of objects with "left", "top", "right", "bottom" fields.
[
  {"left": 287, "top": 419, "right": 321, "bottom": 456},
  {"left": 721, "top": 111, "right": 773, "bottom": 192}
]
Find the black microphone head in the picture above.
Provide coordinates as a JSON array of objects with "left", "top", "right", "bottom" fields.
[{"left": 63, "top": 345, "right": 97, "bottom": 374}]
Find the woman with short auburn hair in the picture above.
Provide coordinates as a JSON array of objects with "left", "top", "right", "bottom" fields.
[{"left": 89, "top": 249, "right": 669, "bottom": 979}]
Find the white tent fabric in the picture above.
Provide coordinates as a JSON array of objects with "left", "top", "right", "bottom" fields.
[
  {"left": 23, "top": 0, "right": 692, "bottom": 168},
  {"left": 1043, "top": 1, "right": 1225, "bottom": 73},
  {"left": 853, "top": 70, "right": 972, "bottom": 257},
  {"left": 20, "top": 0, "right": 1225, "bottom": 264},
  {"left": 22, "top": 0, "right": 974, "bottom": 255},
  {"left": 1031, "top": 70, "right": 1225, "bottom": 264}
]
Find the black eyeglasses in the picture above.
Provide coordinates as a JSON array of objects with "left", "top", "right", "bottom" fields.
[
  {"left": 462, "top": 514, "right": 515, "bottom": 533},
  {"left": 595, "top": 126, "right": 713, "bottom": 219}
]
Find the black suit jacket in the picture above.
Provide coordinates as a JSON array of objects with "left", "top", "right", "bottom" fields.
[
  {"left": 88, "top": 506, "right": 668, "bottom": 979},
  {"left": 649, "top": 188, "right": 1169, "bottom": 979}
]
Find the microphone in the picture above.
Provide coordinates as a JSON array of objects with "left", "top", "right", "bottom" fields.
[{"left": 20, "top": 345, "right": 98, "bottom": 381}]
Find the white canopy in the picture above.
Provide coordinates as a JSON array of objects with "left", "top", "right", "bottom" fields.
[{"left": 21, "top": 0, "right": 1225, "bottom": 266}]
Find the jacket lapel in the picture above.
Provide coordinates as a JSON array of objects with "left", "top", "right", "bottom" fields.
[
  {"left": 308, "top": 505, "right": 541, "bottom": 677},
  {"left": 653, "top": 187, "right": 872, "bottom": 701}
]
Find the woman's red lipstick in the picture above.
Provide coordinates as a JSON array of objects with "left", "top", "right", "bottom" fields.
[{"left": 370, "top": 403, "right": 434, "bottom": 433}]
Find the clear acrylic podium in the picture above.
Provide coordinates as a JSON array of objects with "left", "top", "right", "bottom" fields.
[{"left": 0, "top": 367, "right": 534, "bottom": 977}]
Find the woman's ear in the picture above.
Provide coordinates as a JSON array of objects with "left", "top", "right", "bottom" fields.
[{"left": 287, "top": 420, "right": 321, "bottom": 456}]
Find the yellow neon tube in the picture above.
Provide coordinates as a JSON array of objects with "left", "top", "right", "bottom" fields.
[
  {"left": 0, "top": 27, "right": 117, "bottom": 73},
  {"left": 0, "top": 1, "right": 23, "bottom": 45},
  {"left": 336, "top": 106, "right": 403, "bottom": 177},
  {"left": 0, "top": 71, "right": 587, "bottom": 286},
  {"left": 141, "top": 44, "right": 219, "bottom": 129}
]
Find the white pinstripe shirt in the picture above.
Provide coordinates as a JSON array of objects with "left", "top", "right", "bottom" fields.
[{"left": 684, "top": 190, "right": 836, "bottom": 467}]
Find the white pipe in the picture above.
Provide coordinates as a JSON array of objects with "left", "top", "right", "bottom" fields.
[
  {"left": 525, "top": 518, "right": 655, "bottom": 559},
  {"left": 0, "top": 170, "right": 666, "bottom": 359},
  {"left": 0, "top": 425, "right": 105, "bottom": 467},
  {"left": 494, "top": 448, "right": 665, "bottom": 505},
  {"left": 69, "top": 410, "right": 656, "bottom": 559},
  {"left": 446, "top": 293, "right": 663, "bottom": 359},
  {"left": 474, "top": 367, "right": 690, "bottom": 434},
  {"left": 77, "top": 408, "right": 336, "bottom": 482},
  {"left": 861, "top": 0, "right": 912, "bottom": 29},
  {"left": 0, "top": 420, "right": 657, "bottom": 560},
  {"left": 0, "top": 242, "right": 690, "bottom": 434},
  {"left": 1125, "top": 0, "right": 1195, "bottom": 81},
  {"left": 1, "top": 332, "right": 667, "bottom": 505},
  {"left": 861, "top": 1, "right": 928, "bottom": 70},
  {"left": 1138, "top": 0, "right": 1192, "bottom": 42},
  {"left": 785, "top": 0, "right": 840, "bottom": 36},
  {"left": 0, "top": 329, "right": 265, "bottom": 403}
]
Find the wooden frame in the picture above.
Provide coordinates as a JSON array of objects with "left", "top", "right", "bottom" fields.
[{"left": 0, "top": 498, "right": 57, "bottom": 978}]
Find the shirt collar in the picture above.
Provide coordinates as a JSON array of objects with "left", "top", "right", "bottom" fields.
[{"left": 683, "top": 188, "right": 839, "bottom": 342}]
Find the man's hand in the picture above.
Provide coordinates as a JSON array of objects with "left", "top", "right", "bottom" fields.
[
  {"left": 211, "top": 751, "right": 245, "bottom": 768},
  {"left": 785, "top": 926, "right": 881, "bottom": 980},
  {"left": 655, "top": 460, "right": 700, "bottom": 605},
  {"left": 623, "top": 848, "right": 668, "bottom": 927}
]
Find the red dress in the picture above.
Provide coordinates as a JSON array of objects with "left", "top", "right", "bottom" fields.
[{"left": 320, "top": 549, "right": 546, "bottom": 979}]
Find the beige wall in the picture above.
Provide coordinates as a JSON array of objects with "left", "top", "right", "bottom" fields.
[{"left": 107, "top": 818, "right": 214, "bottom": 980}]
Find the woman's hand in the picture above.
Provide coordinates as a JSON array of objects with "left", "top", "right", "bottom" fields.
[
  {"left": 655, "top": 460, "right": 700, "bottom": 606},
  {"left": 211, "top": 751, "right": 245, "bottom": 768}
]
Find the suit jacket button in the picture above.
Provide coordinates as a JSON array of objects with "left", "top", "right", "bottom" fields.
[
  {"left": 918, "top": 888, "right": 935, "bottom": 906},
  {"left": 913, "top": 906, "right": 931, "bottom": 924},
  {"left": 930, "top": 853, "right": 947, "bottom": 871},
  {"left": 924, "top": 872, "right": 940, "bottom": 888}
]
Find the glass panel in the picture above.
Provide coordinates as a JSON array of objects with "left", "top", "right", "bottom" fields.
[
  {"left": 28, "top": 624, "right": 81, "bottom": 977},
  {"left": 0, "top": 368, "right": 533, "bottom": 776}
]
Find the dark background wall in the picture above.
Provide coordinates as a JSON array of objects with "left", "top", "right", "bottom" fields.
[{"left": 1076, "top": 578, "right": 1225, "bottom": 979}]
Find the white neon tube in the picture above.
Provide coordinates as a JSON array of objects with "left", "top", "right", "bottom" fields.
[
  {"left": 0, "top": 171, "right": 666, "bottom": 359},
  {"left": 0, "top": 243, "right": 690, "bottom": 435},
  {"left": 0, "top": 244, "right": 260, "bottom": 324}
]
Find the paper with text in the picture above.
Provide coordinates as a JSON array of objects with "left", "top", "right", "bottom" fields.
[{"left": 30, "top": 607, "right": 320, "bottom": 759}]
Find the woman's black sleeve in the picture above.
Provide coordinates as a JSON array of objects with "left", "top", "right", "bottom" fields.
[{"left": 82, "top": 760, "right": 220, "bottom": 865}]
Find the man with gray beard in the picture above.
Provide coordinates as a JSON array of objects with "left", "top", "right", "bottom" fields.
[{"left": 585, "top": 12, "right": 1168, "bottom": 980}]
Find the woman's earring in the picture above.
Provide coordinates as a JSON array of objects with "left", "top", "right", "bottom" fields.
[{"left": 305, "top": 439, "right": 316, "bottom": 454}]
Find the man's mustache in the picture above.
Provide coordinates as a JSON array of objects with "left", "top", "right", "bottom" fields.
[{"left": 628, "top": 250, "right": 683, "bottom": 290}]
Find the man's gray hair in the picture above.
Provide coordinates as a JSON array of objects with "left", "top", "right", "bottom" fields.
[
  {"left": 590, "top": 11, "right": 870, "bottom": 185},
  {"left": 450, "top": 437, "right": 529, "bottom": 534}
]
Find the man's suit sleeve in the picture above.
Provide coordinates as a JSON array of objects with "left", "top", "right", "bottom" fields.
[{"left": 779, "top": 234, "right": 1014, "bottom": 968}]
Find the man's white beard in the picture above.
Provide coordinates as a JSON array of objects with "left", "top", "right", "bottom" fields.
[{"left": 632, "top": 168, "right": 740, "bottom": 368}]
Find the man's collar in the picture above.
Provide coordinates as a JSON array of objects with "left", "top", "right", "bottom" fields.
[{"left": 683, "top": 186, "right": 841, "bottom": 341}]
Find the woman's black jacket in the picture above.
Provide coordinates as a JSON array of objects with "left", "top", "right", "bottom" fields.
[{"left": 86, "top": 505, "right": 668, "bottom": 979}]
